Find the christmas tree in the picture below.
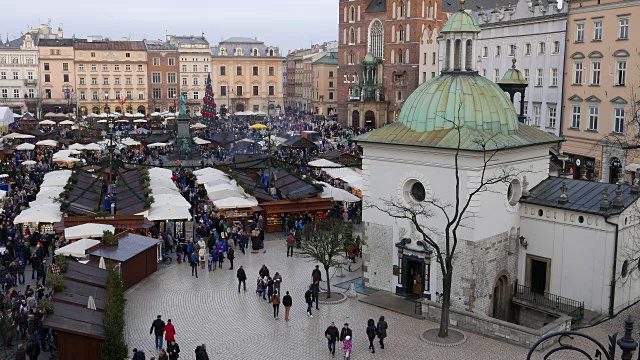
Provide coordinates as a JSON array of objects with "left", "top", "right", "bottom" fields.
[{"left": 201, "top": 74, "right": 217, "bottom": 125}]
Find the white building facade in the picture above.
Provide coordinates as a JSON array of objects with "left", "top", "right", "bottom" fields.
[
  {"left": 472, "top": 0, "right": 567, "bottom": 136},
  {"left": 168, "top": 35, "right": 211, "bottom": 114},
  {"left": 0, "top": 33, "right": 40, "bottom": 114}
]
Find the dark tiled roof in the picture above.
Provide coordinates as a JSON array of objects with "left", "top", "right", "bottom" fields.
[
  {"left": 313, "top": 52, "right": 338, "bottom": 65},
  {"left": 233, "top": 154, "right": 268, "bottom": 169},
  {"left": 115, "top": 169, "right": 146, "bottom": 215},
  {"left": 282, "top": 136, "right": 317, "bottom": 148},
  {"left": 520, "top": 177, "right": 640, "bottom": 216},
  {"left": 74, "top": 40, "right": 146, "bottom": 51},
  {"left": 90, "top": 233, "right": 160, "bottom": 262},
  {"left": 65, "top": 261, "right": 108, "bottom": 288},
  {"left": 145, "top": 40, "right": 178, "bottom": 51},
  {"left": 43, "top": 302, "right": 106, "bottom": 339},
  {"left": 170, "top": 35, "right": 209, "bottom": 45},
  {"left": 366, "top": 0, "right": 387, "bottom": 13},
  {"left": 38, "top": 38, "right": 76, "bottom": 47}
]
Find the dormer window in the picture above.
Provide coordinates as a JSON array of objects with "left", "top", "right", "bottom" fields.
[
  {"left": 235, "top": 47, "right": 243, "bottom": 56},
  {"left": 253, "top": 48, "right": 259, "bottom": 56},
  {"left": 269, "top": 49, "right": 274, "bottom": 57},
  {"left": 219, "top": 47, "right": 227, "bottom": 56}
]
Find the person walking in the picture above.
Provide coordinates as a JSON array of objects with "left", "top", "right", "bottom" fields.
[
  {"left": 377, "top": 316, "right": 388, "bottom": 349},
  {"left": 272, "top": 290, "right": 281, "bottom": 320},
  {"left": 158, "top": 348, "right": 169, "bottom": 360},
  {"left": 311, "top": 265, "right": 322, "bottom": 310},
  {"left": 286, "top": 234, "right": 295, "bottom": 257},
  {"left": 340, "top": 323, "right": 353, "bottom": 342},
  {"left": 342, "top": 336, "right": 352, "bottom": 360},
  {"left": 162, "top": 319, "right": 176, "bottom": 349},
  {"left": 167, "top": 340, "right": 180, "bottom": 360},
  {"left": 198, "top": 247, "right": 206, "bottom": 270},
  {"left": 227, "top": 247, "right": 235, "bottom": 270},
  {"left": 195, "top": 344, "right": 209, "bottom": 360},
  {"left": 267, "top": 277, "right": 274, "bottom": 302},
  {"left": 149, "top": 315, "right": 165, "bottom": 350},
  {"left": 283, "top": 291, "right": 293, "bottom": 321},
  {"left": 273, "top": 272, "right": 282, "bottom": 294},
  {"left": 366, "top": 318, "right": 377, "bottom": 353},
  {"left": 190, "top": 252, "right": 198, "bottom": 278},
  {"left": 236, "top": 266, "right": 247, "bottom": 292},
  {"left": 305, "top": 286, "right": 314, "bottom": 318},
  {"left": 324, "top": 322, "right": 340, "bottom": 358}
]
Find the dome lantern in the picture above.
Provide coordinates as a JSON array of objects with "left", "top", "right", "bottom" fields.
[
  {"left": 498, "top": 58, "right": 529, "bottom": 123},
  {"left": 440, "top": 0, "right": 481, "bottom": 73}
]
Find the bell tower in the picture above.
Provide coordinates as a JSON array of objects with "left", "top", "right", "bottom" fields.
[{"left": 439, "top": 0, "right": 481, "bottom": 73}]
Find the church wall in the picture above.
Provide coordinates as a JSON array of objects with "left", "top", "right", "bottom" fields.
[{"left": 613, "top": 207, "right": 640, "bottom": 313}]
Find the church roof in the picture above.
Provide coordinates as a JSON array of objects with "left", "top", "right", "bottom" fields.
[
  {"left": 366, "top": 0, "right": 386, "bottom": 13},
  {"left": 520, "top": 177, "right": 640, "bottom": 216},
  {"left": 498, "top": 59, "right": 528, "bottom": 85},
  {"left": 441, "top": 10, "right": 482, "bottom": 33},
  {"left": 354, "top": 121, "right": 560, "bottom": 151}
]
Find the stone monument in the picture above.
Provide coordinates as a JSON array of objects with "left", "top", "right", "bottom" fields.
[{"left": 177, "top": 93, "right": 190, "bottom": 140}]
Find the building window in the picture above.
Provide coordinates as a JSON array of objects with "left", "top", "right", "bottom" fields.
[
  {"left": 547, "top": 105, "right": 557, "bottom": 128},
  {"left": 591, "top": 61, "right": 601, "bottom": 85},
  {"left": 253, "top": 66, "right": 259, "bottom": 76},
  {"left": 91, "top": 64, "right": 97, "bottom": 71},
  {"left": 168, "top": 58, "right": 175, "bottom": 66},
  {"left": 236, "top": 86, "right": 243, "bottom": 96},
  {"left": 193, "top": 78, "right": 199, "bottom": 86},
  {"left": 167, "top": 72, "right": 176, "bottom": 83},
  {"left": 27, "top": 88, "right": 34, "bottom": 98},
  {"left": 115, "top": 91, "right": 121, "bottom": 99},
  {"left": 115, "top": 78, "right": 120, "bottom": 85},
  {"left": 182, "top": 77, "right": 188, "bottom": 85},
  {"left": 153, "top": 57, "right": 160, "bottom": 66},
  {"left": 43, "top": 63, "right": 50, "bottom": 71},
  {"left": 593, "top": 21, "right": 602, "bottom": 41},
  {"left": 398, "top": 51, "right": 403, "bottom": 64},
  {"left": 44, "top": 74, "right": 50, "bottom": 82},
  {"left": 79, "top": 77, "right": 85, "bottom": 85},
  {"left": 63, "top": 74, "right": 69, "bottom": 83},
  {"left": 576, "top": 22, "right": 585, "bottom": 42},
  {"left": 614, "top": 108, "right": 625, "bottom": 133},
  {"left": 329, "top": 81, "right": 334, "bottom": 88},
  {"left": 43, "top": 89, "right": 49, "bottom": 98},
  {"left": 138, "top": 92, "right": 144, "bottom": 100},
  {"left": 168, "top": 88, "right": 177, "bottom": 99},
  {"left": 193, "top": 91, "right": 199, "bottom": 100},
  {"left": 571, "top": 105, "right": 581, "bottom": 129},
  {"left": 152, "top": 72, "right": 161, "bottom": 83},
  {"left": 509, "top": 44, "right": 516, "bottom": 56},
  {"left": 553, "top": 41, "right": 560, "bottom": 54},
  {"left": 62, "top": 63, "right": 69, "bottom": 71},
  {"left": 550, "top": 68, "right": 558, "bottom": 87},
  {"left": 268, "top": 85, "right": 275, "bottom": 96},
  {"left": 269, "top": 66, "right": 275, "bottom": 76},
  {"left": 533, "top": 104, "right": 541, "bottom": 126},
  {"left": 13, "top": 89, "right": 19, "bottom": 98},
  {"left": 79, "top": 64, "right": 85, "bottom": 71},
  {"left": 253, "top": 86, "right": 259, "bottom": 96},
  {"left": 125, "top": 65, "right": 131, "bottom": 72},
  {"left": 538, "top": 42, "right": 546, "bottom": 54},
  {"left": 481, "top": 47, "right": 488, "bottom": 57},
  {"left": 103, "top": 78, "right": 109, "bottom": 85},
  {"left": 494, "top": 68, "right": 500, "bottom": 82},
  {"left": 125, "top": 52, "right": 130, "bottom": 58},
  {"left": 80, "top": 91, "right": 86, "bottom": 100},
  {"left": 92, "top": 91, "right": 98, "bottom": 100},
  {"left": 616, "top": 60, "right": 627, "bottom": 86},
  {"left": 182, "top": 64, "right": 187, "bottom": 72},
  {"left": 193, "top": 65, "right": 198, "bottom": 72},
  {"left": 126, "top": 91, "right": 132, "bottom": 99},
  {"left": 102, "top": 64, "right": 109, "bottom": 71},
  {"left": 204, "top": 64, "right": 209, "bottom": 73},
  {"left": 138, "top": 78, "right": 144, "bottom": 85},
  {"left": 399, "top": 26, "right": 405, "bottom": 42},
  {"left": 535, "top": 68, "right": 543, "bottom": 87},
  {"left": 237, "top": 66, "right": 242, "bottom": 76},
  {"left": 220, "top": 66, "right": 226, "bottom": 76},
  {"left": 588, "top": 106, "right": 599, "bottom": 131},
  {"left": 0, "top": 89, "right": 6, "bottom": 98},
  {"left": 619, "top": 18, "right": 629, "bottom": 39},
  {"left": 525, "top": 43, "right": 531, "bottom": 56},
  {"left": 523, "top": 69, "right": 530, "bottom": 82},
  {"left": 114, "top": 64, "right": 120, "bottom": 71},
  {"left": 91, "top": 77, "right": 97, "bottom": 85},
  {"left": 573, "top": 62, "right": 583, "bottom": 85},
  {"left": 153, "top": 88, "right": 161, "bottom": 99},
  {"left": 12, "top": 72, "right": 18, "bottom": 80},
  {"left": 90, "top": 52, "right": 96, "bottom": 57},
  {"left": 220, "top": 85, "right": 227, "bottom": 96},
  {"left": 137, "top": 65, "right": 143, "bottom": 72},
  {"left": 126, "top": 78, "right": 132, "bottom": 85},
  {"left": 495, "top": 45, "right": 501, "bottom": 57},
  {"left": 369, "top": 19, "right": 384, "bottom": 58}
]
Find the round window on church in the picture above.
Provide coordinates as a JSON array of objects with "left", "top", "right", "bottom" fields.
[
  {"left": 507, "top": 179, "right": 522, "bottom": 206},
  {"left": 410, "top": 182, "right": 426, "bottom": 202}
]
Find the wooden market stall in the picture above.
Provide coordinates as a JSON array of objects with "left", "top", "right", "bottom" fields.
[
  {"left": 58, "top": 215, "right": 154, "bottom": 233},
  {"left": 262, "top": 197, "right": 334, "bottom": 233}
]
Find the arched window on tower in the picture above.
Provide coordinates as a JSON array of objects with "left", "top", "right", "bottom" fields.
[
  {"left": 369, "top": 20, "right": 384, "bottom": 58},
  {"left": 350, "top": 6, "right": 356, "bottom": 22},
  {"left": 399, "top": 26, "right": 405, "bottom": 42},
  {"left": 465, "top": 40, "right": 473, "bottom": 70},
  {"left": 399, "top": 1, "right": 406, "bottom": 18},
  {"left": 350, "top": 28, "right": 355, "bottom": 44},
  {"left": 454, "top": 39, "right": 462, "bottom": 70},
  {"left": 445, "top": 39, "right": 451, "bottom": 70},
  {"left": 349, "top": 51, "right": 354, "bottom": 64}
]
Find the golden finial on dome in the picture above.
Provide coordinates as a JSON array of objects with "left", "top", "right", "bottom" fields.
[
  {"left": 460, "top": 0, "right": 466, "bottom": 11},
  {"left": 512, "top": 57, "right": 517, "bottom": 69}
]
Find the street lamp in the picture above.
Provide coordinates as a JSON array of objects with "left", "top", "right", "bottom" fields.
[{"left": 63, "top": 85, "right": 74, "bottom": 120}]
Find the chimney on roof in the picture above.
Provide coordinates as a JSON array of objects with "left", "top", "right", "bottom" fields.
[
  {"left": 600, "top": 188, "right": 611, "bottom": 211},
  {"left": 521, "top": 176, "right": 530, "bottom": 198},
  {"left": 613, "top": 183, "right": 625, "bottom": 208},
  {"left": 558, "top": 181, "right": 568, "bottom": 204}
]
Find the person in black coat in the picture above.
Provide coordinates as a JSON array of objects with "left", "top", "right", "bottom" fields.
[
  {"left": 305, "top": 287, "right": 314, "bottom": 318},
  {"left": 366, "top": 318, "right": 377, "bottom": 353},
  {"left": 377, "top": 316, "right": 388, "bottom": 349},
  {"left": 227, "top": 247, "right": 235, "bottom": 270},
  {"left": 324, "top": 322, "right": 340, "bottom": 357},
  {"left": 340, "top": 323, "right": 352, "bottom": 342},
  {"left": 283, "top": 291, "right": 293, "bottom": 321},
  {"left": 167, "top": 340, "right": 180, "bottom": 360},
  {"left": 236, "top": 266, "right": 247, "bottom": 292},
  {"left": 150, "top": 315, "right": 165, "bottom": 350}
]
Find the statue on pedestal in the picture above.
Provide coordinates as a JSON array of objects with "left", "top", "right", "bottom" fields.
[{"left": 179, "top": 94, "right": 188, "bottom": 117}]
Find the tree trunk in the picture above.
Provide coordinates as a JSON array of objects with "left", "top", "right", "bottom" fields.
[
  {"left": 438, "top": 272, "right": 453, "bottom": 338},
  {"left": 325, "top": 268, "right": 331, "bottom": 298}
]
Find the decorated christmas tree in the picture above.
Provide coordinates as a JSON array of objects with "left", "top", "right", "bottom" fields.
[{"left": 201, "top": 74, "right": 217, "bottom": 125}]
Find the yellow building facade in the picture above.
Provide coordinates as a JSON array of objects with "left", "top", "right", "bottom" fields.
[
  {"left": 74, "top": 39, "right": 148, "bottom": 115},
  {"left": 211, "top": 38, "right": 284, "bottom": 115}
]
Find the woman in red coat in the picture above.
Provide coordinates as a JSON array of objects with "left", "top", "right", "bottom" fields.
[{"left": 162, "top": 319, "right": 176, "bottom": 348}]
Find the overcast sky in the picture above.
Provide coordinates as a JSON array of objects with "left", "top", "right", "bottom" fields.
[{"left": 1, "top": 0, "right": 338, "bottom": 53}]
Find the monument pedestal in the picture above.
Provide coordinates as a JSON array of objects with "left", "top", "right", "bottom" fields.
[{"left": 166, "top": 114, "right": 199, "bottom": 161}]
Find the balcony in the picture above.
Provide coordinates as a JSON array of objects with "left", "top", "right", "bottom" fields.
[
  {"left": 24, "top": 79, "right": 38, "bottom": 86},
  {"left": 513, "top": 284, "right": 584, "bottom": 322}
]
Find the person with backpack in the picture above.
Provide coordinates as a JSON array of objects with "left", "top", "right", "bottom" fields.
[
  {"left": 227, "top": 247, "right": 235, "bottom": 270},
  {"left": 236, "top": 266, "right": 247, "bottom": 292},
  {"left": 286, "top": 234, "right": 295, "bottom": 257}
]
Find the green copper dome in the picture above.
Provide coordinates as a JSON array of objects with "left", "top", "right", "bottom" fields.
[
  {"left": 363, "top": 53, "right": 377, "bottom": 64},
  {"left": 398, "top": 73, "right": 519, "bottom": 135},
  {"left": 498, "top": 59, "right": 528, "bottom": 85},
  {"left": 440, "top": 11, "right": 481, "bottom": 33}
]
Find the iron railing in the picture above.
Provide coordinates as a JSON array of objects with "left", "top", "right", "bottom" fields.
[{"left": 514, "top": 284, "right": 585, "bottom": 322}]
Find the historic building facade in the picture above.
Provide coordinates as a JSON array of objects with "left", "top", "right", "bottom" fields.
[
  {"left": 560, "top": 0, "right": 640, "bottom": 183},
  {"left": 337, "top": 0, "right": 449, "bottom": 128},
  {"left": 311, "top": 52, "right": 339, "bottom": 117},
  {"left": 0, "top": 31, "right": 40, "bottom": 115},
  {"left": 210, "top": 37, "right": 285, "bottom": 115},
  {"left": 472, "top": 0, "right": 567, "bottom": 137},
  {"left": 39, "top": 38, "right": 78, "bottom": 116},
  {"left": 74, "top": 39, "right": 148, "bottom": 115},
  {"left": 145, "top": 40, "right": 179, "bottom": 113},
  {"left": 167, "top": 35, "right": 210, "bottom": 115}
]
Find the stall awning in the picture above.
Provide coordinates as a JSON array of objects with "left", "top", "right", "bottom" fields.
[
  {"left": 55, "top": 239, "right": 101, "bottom": 258},
  {"left": 64, "top": 223, "right": 115, "bottom": 240}
]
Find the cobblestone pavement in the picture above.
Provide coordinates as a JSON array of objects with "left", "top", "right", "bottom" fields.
[{"left": 124, "top": 239, "right": 543, "bottom": 360}]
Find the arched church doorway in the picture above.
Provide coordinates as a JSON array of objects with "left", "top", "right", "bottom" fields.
[
  {"left": 352, "top": 110, "right": 360, "bottom": 128},
  {"left": 364, "top": 110, "right": 375, "bottom": 128},
  {"left": 492, "top": 275, "right": 510, "bottom": 321},
  {"left": 610, "top": 157, "right": 622, "bottom": 183}
]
